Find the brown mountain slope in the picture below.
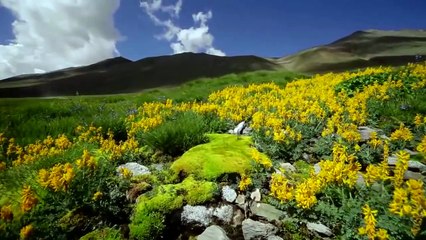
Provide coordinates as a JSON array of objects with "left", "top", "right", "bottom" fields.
[
  {"left": 0, "top": 53, "right": 278, "bottom": 98},
  {"left": 272, "top": 29, "right": 426, "bottom": 73}
]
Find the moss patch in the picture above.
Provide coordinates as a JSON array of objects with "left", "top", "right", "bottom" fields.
[
  {"left": 80, "top": 227, "right": 122, "bottom": 240},
  {"left": 170, "top": 134, "right": 254, "bottom": 180},
  {"left": 129, "top": 176, "right": 217, "bottom": 239}
]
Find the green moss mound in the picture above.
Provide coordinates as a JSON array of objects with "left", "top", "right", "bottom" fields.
[
  {"left": 129, "top": 176, "right": 217, "bottom": 239},
  {"left": 80, "top": 227, "right": 122, "bottom": 240},
  {"left": 170, "top": 134, "right": 254, "bottom": 180}
]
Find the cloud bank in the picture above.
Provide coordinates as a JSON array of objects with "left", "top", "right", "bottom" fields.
[
  {"left": 140, "top": 0, "right": 225, "bottom": 56},
  {"left": 0, "top": 0, "right": 121, "bottom": 80}
]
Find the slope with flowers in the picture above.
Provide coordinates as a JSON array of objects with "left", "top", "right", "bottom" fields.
[{"left": 1, "top": 63, "right": 426, "bottom": 239}]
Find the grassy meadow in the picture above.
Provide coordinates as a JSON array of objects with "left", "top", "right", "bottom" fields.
[{"left": 1, "top": 64, "right": 426, "bottom": 240}]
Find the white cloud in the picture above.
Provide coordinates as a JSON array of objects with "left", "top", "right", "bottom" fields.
[
  {"left": 0, "top": 0, "right": 121, "bottom": 80},
  {"left": 140, "top": 0, "right": 225, "bottom": 56}
]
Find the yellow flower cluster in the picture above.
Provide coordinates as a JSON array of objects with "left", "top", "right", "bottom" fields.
[
  {"left": 251, "top": 149, "right": 272, "bottom": 169},
  {"left": 414, "top": 114, "right": 426, "bottom": 127},
  {"left": 0, "top": 204, "right": 13, "bottom": 221},
  {"left": 368, "top": 131, "right": 383, "bottom": 149},
  {"left": 417, "top": 135, "right": 426, "bottom": 154},
  {"left": 238, "top": 174, "right": 252, "bottom": 191},
  {"left": 38, "top": 163, "right": 74, "bottom": 192},
  {"left": 270, "top": 172, "right": 294, "bottom": 202},
  {"left": 358, "top": 204, "right": 389, "bottom": 240},
  {"left": 390, "top": 123, "right": 413, "bottom": 142},
  {"left": 20, "top": 185, "right": 38, "bottom": 212},
  {"left": 92, "top": 191, "right": 103, "bottom": 201},
  {"left": 119, "top": 167, "right": 133, "bottom": 178},
  {"left": 20, "top": 224, "right": 33, "bottom": 240},
  {"left": 0, "top": 161, "right": 5, "bottom": 171},
  {"left": 393, "top": 151, "right": 410, "bottom": 188},
  {"left": 389, "top": 179, "right": 426, "bottom": 235},
  {"left": 99, "top": 131, "right": 141, "bottom": 160},
  {"left": 76, "top": 149, "right": 97, "bottom": 169},
  {"left": 294, "top": 177, "right": 321, "bottom": 209},
  {"left": 9, "top": 134, "right": 72, "bottom": 167},
  {"left": 75, "top": 125, "right": 103, "bottom": 143}
]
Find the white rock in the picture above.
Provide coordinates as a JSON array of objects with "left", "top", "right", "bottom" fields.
[
  {"left": 181, "top": 205, "right": 212, "bottom": 227},
  {"left": 233, "top": 121, "right": 246, "bottom": 135},
  {"left": 279, "top": 162, "right": 296, "bottom": 174},
  {"left": 197, "top": 225, "right": 230, "bottom": 240},
  {"left": 117, "top": 162, "right": 150, "bottom": 177},
  {"left": 222, "top": 186, "right": 237, "bottom": 203},
  {"left": 307, "top": 222, "right": 332, "bottom": 236},
  {"left": 250, "top": 189, "right": 261, "bottom": 202},
  {"left": 242, "top": 219, "right": 278, "bottom": 240},
  {"left": 314, "top": 163, "right": 321, "bottom": 175},
  {"left": 213, "top": 205, "right": 234, "bottom": 223}
]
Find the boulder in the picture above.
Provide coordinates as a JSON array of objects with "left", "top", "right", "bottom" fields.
[
  {"left": 242, "top": 219, "right": 278, "bottom": 240},
  {"left": 197, "top": 225, "right": 230, "bottom": 240},
  {"left": 213, "top": 205, "right": 234, "bottom": 223},
  {"left": 250, "top": 202, "right": 287, "bottom": 222},
  {"left": 222, "top": 186, "right": 237, "bottom": 203},
  {"left": 232, "top": 209, "right": 245, "bottom": 227},
  {"left": 307, "top": 222, "right": 332, "bottom": 237},
  {"left": 117, "top": 162, "right": 150, "bottom": 177},
  {"left": 250, "top": 189, "right": 261, "bottom": 202},
  {"left": 181, "top": 205, "right": 212, "bottom": 227}
]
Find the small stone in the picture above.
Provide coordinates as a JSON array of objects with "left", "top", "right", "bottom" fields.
[
  {"left": 356, "top": 173, "right": 365, "bottom": 187},
  {"left": 181, "top": 205, "right": 212, "bottom": 227},
  {"left": 222, "top": 186, "right": 237, "bottom": 203},
  {"left": 279, "top": 162, "right": 296, "bottom": 174},
  {"left": 358, "top": 126, "right": 377, "bottom": 141},
  {"left": 388, "top": 157, "right": 426, "bottom": 172},
  {"left": 235, "top": 194, "right": 246, "bottom": 209},
  {"left": 404, "top": 170, "right": 423, "bottom": 180},
  {"left": 213, "top": 205, "right": 234, "bottom": 223},
  {"left": 306, "top": 222, "right": 332, "bottom": 237},
  {"left": 117, "top": 162, "right": 150, "bottom": 177},
  {"left": 267, "top": 236, "right": 284, "bottom": 240},
  {"left": 243, "top": 127, "right": 252, "bottom": 135},
  {"left": 250, "top": 202, "right": 286, "bottom": 222},
  {"left": 302, "top": 153, "right": 310, "bottom": 161},
  {"left": 197, "top": 225, "right": 230, "bottom": 240},
  {"left": 250, "top": 189, "right": 261, "bottom": 202},
  {"left": 314, "top": 163, "right": 321, "bottom": 175},
  {"left": 232, "top": 209, "right": 245, "bottom": 227},
  {"left": 404, "top": 149, "right": 420, "bottom": 156},
  {"left": 242, "top": 219, "right": 278, "bottom": 240}
]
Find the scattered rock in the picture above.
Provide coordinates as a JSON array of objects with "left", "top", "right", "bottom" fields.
[
  {"left": 150, "top": 163, "right": 164, "bottom": 171},
  {"left": 232, "top": 209, "right": 245, "bottom": 227},
  {"left": 242, "top": 219, "right": 278, "bottom": 240},
  {"left": 250, "top": 189, "right": 261, "bottom": 202},
  {"left": 404, "top": 170, "right": 424, "bottom": 181},
  {"left": 404, "top": 149, "right": 420, "bottom": 156},
  {"left": 181, "top": 205, "right": 212, "bottom": 227},
  {"left": 197, "top": 225, "right": 230, "bottom": 240},
  {"left": 306, "top": 222, "right": 332, "bottom": 237},
  {"left": 267, "top": 236, "right": 284, "bottom": 240},
  {"left": 356, "top": 173, "right": 365, "bottom": 187},
  {"left": 358, "top": 126, "right": 377, "bottom": 141},
  {"left": 243, "top": 127, "right": 253, "bottom": 135},
  {"left": 117, "top": 162, "right": 150, "bottom": 177},
  {"left": 235, "top": 194, "right": 246, "bottom": 208},
  {"left": 302, "top": 153, "right": 310, "bottom": 161},
  {"left": 213, "top": 205, "right": 234, "bottom": 223},
  {"left": 314, "top": 163, "right": 321, "bottom": 175},
  {"left": 222, "top": 186, "right": 237, "bottom": 203},
  {"left": 279, "top": 162, "right": 296, "bottom": 174},
  {"left": 250, "top": 202, "right": 286, "bottom": 222},
  {"left": 387, "top": 157, "right": 426, "bottom": 172},
  {"left": 230, "top": 121, "right": 246, "bottom": 135}
]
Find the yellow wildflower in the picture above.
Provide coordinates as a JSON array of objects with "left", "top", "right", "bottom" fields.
[
  {"left": 239, "top": 174, "right": 252, "bottom": 191},
  {"left": 390, "top": 123, "right": 413, "bottom": 142},
  {"left": 92, "top": 191, "right": 103, "bottom": 201},
  {"left": 251, "top": 149, "right": 272, "bottom": 169},
  {"left": 21, "top": 185, "right": 38, "bottom": 212},
  {"left": 393, "top": 150, "right": 410, "bottom": 188},
  {"left": 358, "top": 204, "right": 378, "bottom": 239},
  {"left": 0, "top": 204, "right": 13, "bottom": 221},
  {"left": 0, "top": 161, "right": 6, "bottom": 171},
  {"left": 120, "top": 167, "right": 133, "bottom": 178},
  {"left": 20, "top": 224, "right": 33, "bottom": 240},
  {"left": 416, "top": 135, "right": 426, "bottom": 154},
  {"left": 414, "top": 114, "right": 423, "bottom": 127},
  {"left": 270, "top": 172, "right": 293, "bottom": 202},
  {"left": 76, "top": 149, "right": 97, "bottom": 169}
]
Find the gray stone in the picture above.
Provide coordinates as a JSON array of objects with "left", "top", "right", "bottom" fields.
[
  {"left": 150, "top": 163, "right": 164, "bottom": 171},
  {"left": 250, "top": 188, "right": 261, "bottom": 202},
  {"left": 117, "top": 162, "right": 150, "bottom": 177},
  {"left": 404, "top": 170, "right": 424, "bottom": 180},
  {"left": 213, "top": 205, "right": 234, "bottom": 223},
  {"left": 404, "top": 149, "right": 420, "bottom": 156},
  {"left": 197, "top": 225, "right": 230, "bottom": 240},
  {"left": 243, "top": 127, "right": 253, "bottom": 135},
  {"left": 242, "top": 219, "right": 278, "bottom": 240},
  {"left": 222, "top": 186, "right": 237, "bottom": 203},
  {"left": 235, "top": 194, "right": 246, "bottom": 207},
  {"left": 250, "top": 202, "right": 286, "bottom": 222},
  {"left": 358, "top": 126, "right": 377, "bottom": 141},
  {"left": 302, "top": 153, "right": 310, "bottom": 161},
  {"left": 356, "top": 173, "right": 365, "bottom": 187},
  {"left": 307, "top": 222, "right": 332, "bottom": 237},
  {"left": 267, "top": 236, "right": 284, "bottom": 240},
  {"left": 314, "top": 163, "right": 321, "bottom": 175},
  {"left": 232, "top": 209, "right": 245, "bottom": 227},
  {"left": 279, "top": 162, "right": 296, "bottom": 174},
  {"left": 388, "top": 157, "right": 426, "bottom": 172},
  {"left": 181, "top": 205, "right": 212, "bottom": 227}
]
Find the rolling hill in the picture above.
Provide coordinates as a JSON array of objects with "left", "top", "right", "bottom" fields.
[
  {"left": 272, "top": 29, "right": 426, "bottom": 73},
  {"left": 0, "top": 29, "right": 425, "bottom": 97}
]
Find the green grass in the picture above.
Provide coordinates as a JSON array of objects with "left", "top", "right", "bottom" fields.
[{"left": 0, "top": 70, "right": 301, "bottom": 145}]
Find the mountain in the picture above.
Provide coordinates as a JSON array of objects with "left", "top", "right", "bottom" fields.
[
  {"left": 1, "top": 29, "right": 425, "bottom": 98},
  {"left": 0, "top": 53, "right": 278, "bottom": 98},
  {"left": 272, "top": 29, "right": 426, "bottom": 73}
]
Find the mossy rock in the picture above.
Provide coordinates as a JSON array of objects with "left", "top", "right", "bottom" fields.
[
  {"left": 129, "top": 176, "right": 217, "bottom": 239},
  {"left": 80, "top": 227, "right": 122, "bottom": 240},
  {"left": 170, "top": 134, "right": 254, "bottom": 180}
]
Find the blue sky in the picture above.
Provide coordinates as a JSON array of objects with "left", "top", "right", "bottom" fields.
[{"left": 0, "top": 0, "right": 425, "bottom": 78}]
